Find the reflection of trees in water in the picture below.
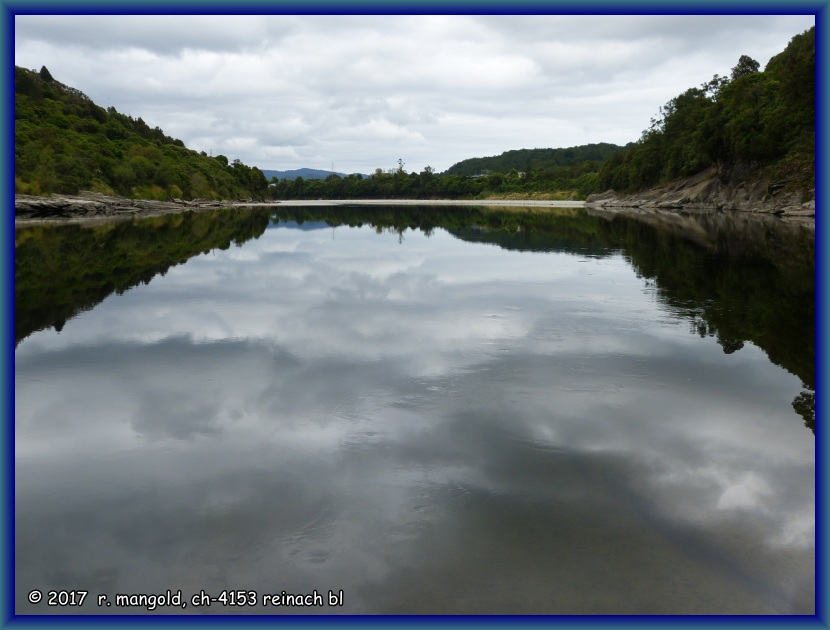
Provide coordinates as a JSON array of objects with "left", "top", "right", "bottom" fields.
[
  {"left": 600, "top": 212, "right": 813, "bottom": 434},
  {"left": 292, "top": 207, "right": 815, "bottom": 429},
  {"left": 16, "top": 204, "right": 814, "bottom": 432},
  {"left": 456, "top": 206, "right": 814, "bottom": 435},
  {"left": 14, "top": 207, "right": 271, "bottom": 344},
  {"left": 272, "top": 205, "right": 813, "bottom": 433}
]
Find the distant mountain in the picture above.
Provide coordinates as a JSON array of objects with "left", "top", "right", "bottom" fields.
[{"left": 262, "top": 168, "right": 368, "bottom": 181}]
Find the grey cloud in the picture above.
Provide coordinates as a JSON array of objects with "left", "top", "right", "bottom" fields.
[
  {"left": 14, "top": 15, "right": 297, "bottom": 56},
  {"left": 14, "top": 15, "right": 814, "bottom": 172}
]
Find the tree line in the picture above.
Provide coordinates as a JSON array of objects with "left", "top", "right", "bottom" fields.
[{"left": 268, "top": 157, "right": 608, "bottom": 201}]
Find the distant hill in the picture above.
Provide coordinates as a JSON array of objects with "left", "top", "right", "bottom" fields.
[
  {"left": 15, "top": 65, "right": 269, "bottom": 200},
  {"left": 262, "top": 168, "right": 369, "bottom": 181},
  {"left": 444, "top": 143, "right": 625, "bottom": 177}
]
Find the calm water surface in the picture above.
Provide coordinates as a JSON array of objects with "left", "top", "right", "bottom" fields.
[{"left": 14, "top": 206, "right": 814, "bottom": 614}]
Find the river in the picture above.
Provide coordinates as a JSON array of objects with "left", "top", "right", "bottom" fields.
[{"left": 14, "top": 204, "right": 814, "bottom": 614}]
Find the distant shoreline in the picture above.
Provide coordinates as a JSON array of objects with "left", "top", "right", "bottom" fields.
[
  {"left": 274, "top": 199, "right": 586, "bottom": 207},
  {"left": 14, "top": 192, "right": 587, "bottom": 226},
  {"left": 14, "top": 192, "right": 812, "bottom": 228}
]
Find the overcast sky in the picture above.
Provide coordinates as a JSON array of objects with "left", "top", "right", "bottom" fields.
[{"left": 14, "top": 14, "right": 815, "bottom": 175}]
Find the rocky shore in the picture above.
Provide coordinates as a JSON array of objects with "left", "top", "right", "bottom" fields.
[
  {"left": 584, "top": 165, "right": 815, "bottom": 219},
  {"left": 14, "top": 191, "right": 281, "bottom": 222}
]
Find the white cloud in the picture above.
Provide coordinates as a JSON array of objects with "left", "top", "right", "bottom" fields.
[
  {"left": 717, "top": 472, "right": 772, "bottom": 510},
  {"left": 14, "top": 14, "right": 815, "bottom": 173}
]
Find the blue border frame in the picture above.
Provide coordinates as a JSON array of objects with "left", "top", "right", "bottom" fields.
[
  {"left": 3, "top": 2, "right": 827, "bottom": 628},
  {"left": 820, "top": 1, "right": 828, "bottom": 626},
  {"left": 2, "top": 0, "right": 12, "bottom": 627}
]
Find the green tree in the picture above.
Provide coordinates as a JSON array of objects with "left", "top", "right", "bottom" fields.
[{"left": 730, "top": 55, "right": 760, "bottom": 80}]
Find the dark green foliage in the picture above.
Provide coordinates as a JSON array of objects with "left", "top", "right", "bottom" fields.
[
  {"left": 792, "top": 391, "right": 815, "bottom": 432},
  {"left": 730, "top": 55, "right": 760, "bottom": 80},
  {"left": 599, "top": 28, "right": 814, "bottom": 194},
  {"left": 444, "top": 143, "right": 622, "bottom": 177},
  {"left": 15, "top": 66, "right": 269, "bottom": 200}
]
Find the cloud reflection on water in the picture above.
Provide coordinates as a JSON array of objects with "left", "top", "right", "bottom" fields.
[{"left": 15, "top": 222, "right": 813, "bottom": 614}]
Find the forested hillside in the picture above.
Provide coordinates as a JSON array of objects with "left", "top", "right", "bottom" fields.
[
  {"left": 597, "top": 27, "right": 814, "bottom": 196},
  {"left": 15, "top": 66, "right": 269, "bottom": 200},
  {"left": 445, "top": 143, "right": 624, "bottom": 177}
]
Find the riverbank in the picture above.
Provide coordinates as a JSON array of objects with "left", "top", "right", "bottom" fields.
[
  {"left": 15, "top": 186, "right": 814, "bottom": 226},
  {"left": 14, "top": 191, "right": 258, "bottom": 221},
  {"left": 14, "top": 192, "right": 586, "bottom": 225},
  {"left": 585, "top": 165, "right": 815, "bottom": 219}
]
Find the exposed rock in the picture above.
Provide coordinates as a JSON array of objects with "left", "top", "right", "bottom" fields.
[
  {"left": 585, "top": 164, "right": 814, "bottom": 220},
  {"left": 582, "top": 189, "right": 619, "bottom": 203},
  {"left": 14, "top": 192, "right": 279, "bottom": 222},
  {"left": 15, "top": 192, "right": 177, "bottom": 218}
]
